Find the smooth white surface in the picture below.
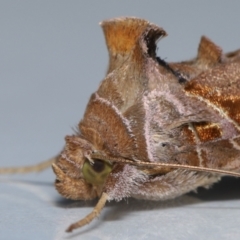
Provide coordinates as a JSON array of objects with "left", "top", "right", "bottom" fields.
[{"left": 1, "top": 1, "right": 240, "bottom": 240}]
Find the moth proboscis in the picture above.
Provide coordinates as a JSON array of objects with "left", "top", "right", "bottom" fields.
[{"left": 1, "top": 17, "right": 240, "bottom": 233}]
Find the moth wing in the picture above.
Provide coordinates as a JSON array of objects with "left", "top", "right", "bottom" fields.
[{"left": 177, "top": 61, "right": 240, "bottom": 171}]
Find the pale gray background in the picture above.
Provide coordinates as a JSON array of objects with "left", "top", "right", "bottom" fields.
[{"left": 1, "top": 1, "right": 240, "bottom": 240}]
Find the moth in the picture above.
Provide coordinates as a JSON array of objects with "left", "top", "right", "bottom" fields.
[{"left": 1, "top": 17, "right": 240, "bottom": 233}]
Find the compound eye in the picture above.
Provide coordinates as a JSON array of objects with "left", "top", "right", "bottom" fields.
[{"left": 82, "top": 159, "right": 112, "bottom": 186}]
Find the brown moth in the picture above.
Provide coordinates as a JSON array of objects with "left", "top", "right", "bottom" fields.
[{"left": 1, "top": 17, "right": 240, "bottom": 233}]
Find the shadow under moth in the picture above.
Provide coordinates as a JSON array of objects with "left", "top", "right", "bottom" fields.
[{"left": 1, "top": 17, "right": 240, "bottom": 232}]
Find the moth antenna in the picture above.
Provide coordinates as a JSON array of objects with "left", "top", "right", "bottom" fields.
[
  {"left": 0, "top": 157, "right": 57, "bottom": 174},
  {"left": 124, "top": 159, "right": 240, "bottom": 177},
  {"left": 66, "top": 192, "right": 108, "bottom": 232},
  {"left": 133, "top": 159, "right": 240, "bottom": 177},
  {"left": 91, "top": 153, "right": 240, "bottom": 178}
]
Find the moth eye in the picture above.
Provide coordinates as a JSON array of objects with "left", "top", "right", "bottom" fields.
[
  {"left": 92, "top": 160, "right": 105, "bottom": 173},
  {"left": 82, "top": 159, "right": 112, "bottom": 186}
]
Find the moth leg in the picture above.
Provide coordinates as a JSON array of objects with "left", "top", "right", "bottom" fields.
[
  {"left": 66, "top": 192, "right": 108, "bottom": 232},
  {"left": 0, "top": 157, "right": 57, "bottom": 174}
]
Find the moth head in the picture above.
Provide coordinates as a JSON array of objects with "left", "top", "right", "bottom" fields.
[{"left": 52, "top": 135, "right": 113, "bottom": 200}]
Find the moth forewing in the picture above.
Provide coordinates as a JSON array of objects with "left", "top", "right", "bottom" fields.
[{"left": 1, "top": 17, "right": 240, "bottom": 233}]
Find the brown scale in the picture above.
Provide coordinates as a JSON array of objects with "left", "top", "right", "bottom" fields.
[
  {"left": 199, "top": 149, "right": 209, "bottom": 167},
  {"left": 201, "top": 139, "right": 240, "bottom": 170},
  {"left": 175, "top": 150, "right": 200, "bottom": 167},
  {"left": 187, "top": 82, "right": 240, "bottom": 125},
  {"left": 193, "top": 122, "right": 222, "bottom": 142},
  {"left": 181, "top": 125, "right": 196, "bottom": 144},
  {"left": 185, "top": 62, "right": 240, "bottom": 126},
  {"left": 180, "top": 122, "right": 222, "bottom": 144}
]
